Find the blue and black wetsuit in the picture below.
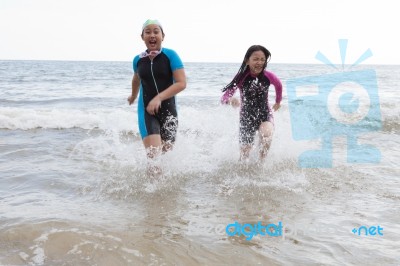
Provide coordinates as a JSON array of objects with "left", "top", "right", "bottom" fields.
[{"left": 133, "top": 48, "right": 184, "bottom": 143}]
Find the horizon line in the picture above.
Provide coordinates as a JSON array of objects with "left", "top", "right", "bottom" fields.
[{"left": 0, "top": 58, "right": 398, "bottom": 66}]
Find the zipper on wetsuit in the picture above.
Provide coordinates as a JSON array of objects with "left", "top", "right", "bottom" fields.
[{"left": 150, "top": 60, "right": 161, "bottom": 108}]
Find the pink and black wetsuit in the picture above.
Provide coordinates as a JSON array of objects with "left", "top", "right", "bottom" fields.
[{"left": 221, "top": 70, "right": 282, "bottom": 144}]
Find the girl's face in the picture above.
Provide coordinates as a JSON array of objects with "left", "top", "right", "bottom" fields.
[
  {"left": 141, "top": 25, "right": 164, "bottom": 51},
  {"left": 247, "top": 50, "right": 266, "bottom": 75}
]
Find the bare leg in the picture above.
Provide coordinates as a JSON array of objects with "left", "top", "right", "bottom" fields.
[
  {"left": 143, "top": 134, "right": 162, "bottom": 177},
  {"left": 258, "top": 121, "right": 274, "bottom": 161},
  {"left": 240, "top": 144, "right": 253, "bottom": 161},
  {"left": 143, "top": 134, "right": 162, "bottom": 157}
]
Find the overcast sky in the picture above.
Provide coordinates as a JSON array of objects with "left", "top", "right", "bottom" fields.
[{"left": 0, "top": 0, "right": 398, "bottom": 64}]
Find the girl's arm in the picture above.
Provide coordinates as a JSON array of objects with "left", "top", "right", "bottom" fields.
[
  {"left": 146, "top": 68, "right": 187, "bottom": 115},
  {"left": 158, "top": 68, "right": 186, "bottom": 100},
  {"left": 128, "top": 72, "right": 140, "bottom": 105},
  {"left": 221, "top": 86, "right": 238, "bottom": 105},
  {"left": 265, "top": 70, "right": 283, "bottom": 111}
]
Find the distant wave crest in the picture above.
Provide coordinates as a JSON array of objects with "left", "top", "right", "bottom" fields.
[{"left": 0, "top": 107, "right": 135, "bottom": 131}]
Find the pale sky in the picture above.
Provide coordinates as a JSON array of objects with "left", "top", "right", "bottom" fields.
[{"left": 0, "top": 0, "right": 398, "bottom": 64}]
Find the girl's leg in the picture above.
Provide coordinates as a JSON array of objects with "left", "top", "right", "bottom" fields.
[
  {"left": 143, "top": 134, "right": 162, "bottom": 176},
  {"left": 161, "top": 141, "right": 174, "bottom": 153},
  {"left": 239, "top": 124, "right": 255, "bottom": 162},
  {"left": 240, "top": 144, "right": 253, "bottom": 161},
  {"left": 258, "top": 121, "right": 274, "bottom": 160},
  {"left": 143, "top": 134, "right": 162, "bottom": 158},
  {"left": 160, "top": 114, "right": 178, "bottom": 154}
]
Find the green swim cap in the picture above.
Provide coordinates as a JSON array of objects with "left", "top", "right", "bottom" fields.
[{"left": 142, "top": 19, "right": 163, "bottom": 31}]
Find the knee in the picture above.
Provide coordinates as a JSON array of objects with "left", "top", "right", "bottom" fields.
[
  {"left": 259, "top": 123, "right": 274, "bottom": 140},
  {"left": 260, "top": 129, "right": 273, "bottom": 141},
  {"left": 260, "top": 130, "right": 272, "bottom": 138}
]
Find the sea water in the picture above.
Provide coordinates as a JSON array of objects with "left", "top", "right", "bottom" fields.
[{"left": 0, "top": 60, "right": 399, "bottom": 265}]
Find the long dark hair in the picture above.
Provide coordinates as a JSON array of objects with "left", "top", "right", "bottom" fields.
[{"left": 222, "top": 45, "right": 271, "bottom": 92}]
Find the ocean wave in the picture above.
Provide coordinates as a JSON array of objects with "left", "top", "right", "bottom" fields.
[
  {"left": 0, "top": 107, "right": 135, "bottom": 131},
  {"left": 0, "top": 97, "right": 114, "bottom": 106}
]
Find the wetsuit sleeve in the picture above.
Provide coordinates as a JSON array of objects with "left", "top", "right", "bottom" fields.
[
  {"left": 163, "top": 48, "right": 184, "bottom": 71},
  {"left": 133, "top": 55, "right": 140, "bottom": 73},
  {"left": 265, "top": 70, "right": 282, "bottom": 104},
  {"left": 221, "top": 86, "right": 237, "bottom": 104}
]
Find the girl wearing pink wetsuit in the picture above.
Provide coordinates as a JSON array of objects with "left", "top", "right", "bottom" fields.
[{"left": 221, "top": 45, "right": 282, "bottom": 161}]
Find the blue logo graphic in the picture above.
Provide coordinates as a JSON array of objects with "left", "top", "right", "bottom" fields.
[
  {"left": 287, "top": 39, "right": 382, "bottom": 168},
  {"left": 225, "top": 221, "right": 282, "bottom": 240},
  {"left": 352, "top": 225, "right": 383, "bottom": 236}
]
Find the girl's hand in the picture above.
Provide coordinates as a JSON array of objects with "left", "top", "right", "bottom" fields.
[
  {"left": 273, "top": 103, "right": 281, "bottom": 111},
  {"left": 146, "top": 95, "right": 162, "bottom": 115},
  {"left": 127, "top": 95, "right": 136, "bottom": 105},
  {"left": 230, "top": 97, "right": 240, "bottom": 108}
]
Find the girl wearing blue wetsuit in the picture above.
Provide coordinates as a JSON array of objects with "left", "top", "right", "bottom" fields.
[
  {"left": 221, "top": 45, "right": 282, "bottom": 161},
  {"left": 128, "top": 19, "right": 186, "bottom": 169}
]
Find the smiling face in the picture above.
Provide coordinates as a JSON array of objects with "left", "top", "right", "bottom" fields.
[
  {"left": 246, "top": 50, "right": 267, "bottom": 76},
  {"left": 141, "top": 24, "right": 164, "bottom": 51}
]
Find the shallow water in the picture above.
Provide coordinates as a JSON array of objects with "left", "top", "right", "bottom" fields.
[{"left": 0, "top": 60, "right": 399, "bottom": 265}]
